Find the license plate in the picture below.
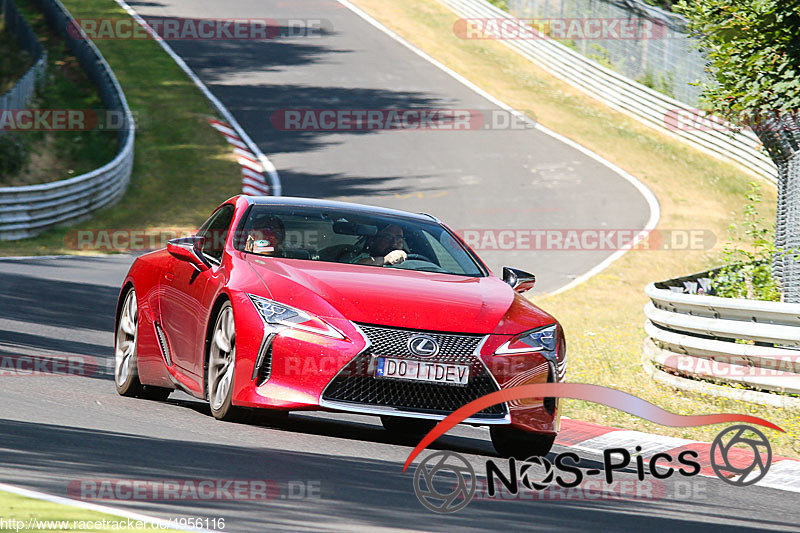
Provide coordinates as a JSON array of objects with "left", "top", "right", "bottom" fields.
[{"left": 374, "top": 357, "right": 469, "bottom": 386}]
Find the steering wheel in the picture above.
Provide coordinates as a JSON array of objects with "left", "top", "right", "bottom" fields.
[{"left": 404, "top": 253, "right": 435, "bottom": 264}]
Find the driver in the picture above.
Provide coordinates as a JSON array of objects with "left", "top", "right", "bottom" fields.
[
  {"left": 354, "top": 224, "right": 407, "bottom": 266},
  {"left": 244, "top": 213, "right": 285, "bottom": 257}
]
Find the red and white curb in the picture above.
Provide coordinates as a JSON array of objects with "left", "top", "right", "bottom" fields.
[
  {"left": 208, "top": 118, "right": 272, "bottom": 196},
  {"left": 556, "top": 419, "right": 800, "bottom": 492}
]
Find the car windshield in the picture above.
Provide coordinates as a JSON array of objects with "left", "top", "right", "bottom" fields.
[{"left": 235, "top": 205, "right": 486, "bottom": 277}]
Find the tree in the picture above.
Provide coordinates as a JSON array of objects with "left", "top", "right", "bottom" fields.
[
  {"left": 676, "top": 0, "right": 800, "bottom": 123},
  {"left": 678, "top": 0, "right": 800, "bottom": 302}
]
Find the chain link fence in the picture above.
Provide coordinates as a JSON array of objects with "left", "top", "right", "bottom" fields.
[
  {"left": 508, "top": 0, "right": 707, "bottom": 105},
  {"left": 0, "top": 0, "right": 47, "bottom": 132},
  {"left": 762, "top": 116, "right": 800, "bottom": 303}
]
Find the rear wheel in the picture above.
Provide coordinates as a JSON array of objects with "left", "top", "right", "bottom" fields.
[
  {"left": 380, "top": 415, "right": 437, "bottom": 437},
  {"left": 114, "top": 288, "right": 171, "bottom": 401},
  {"left": 207, "top": 302, "right": 242, "bottom": 421},
  {"left": 490, "top": 426, "right": 555, "bottom": 458}
]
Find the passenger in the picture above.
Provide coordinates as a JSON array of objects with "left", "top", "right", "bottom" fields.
[{"left": 244, "top": 214, "right": 285, "bottom": 257}]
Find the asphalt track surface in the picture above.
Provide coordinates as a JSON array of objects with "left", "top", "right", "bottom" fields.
[{"left": 1, "top": 0, "right": 798, "bottom": 531}]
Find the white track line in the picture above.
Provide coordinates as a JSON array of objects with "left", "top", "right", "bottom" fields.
[
  {"left": 337, "top": 0, "right": 660, "bottom": 296},
  {"left": 111, "top": 0, "right": 281, "bottom": 196},
  {"left": 0, "top": 483, "right": 213, "bottom": 532},
  {"left": 0, "top": 254, "right": 111, "bottom": 261}
]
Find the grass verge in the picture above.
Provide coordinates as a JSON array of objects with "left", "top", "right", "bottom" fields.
[
  {"left": 0, "top": 490, "right": 166, "bottom": 532},
  {"left": 0, "top": 0, "right": 242, "bottom": 254},
  {"left": 350, "top": 0, "right": 799, "bottom": 457}
]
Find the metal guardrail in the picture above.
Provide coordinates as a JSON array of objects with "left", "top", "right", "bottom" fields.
[
  {"left": 0, "top": 0, "right": 47, "bottom": 126},
  {"left": 644, "top": 276, "right": 800, "bottom": 398},
  {"left": 439, "top": 0, "right": 778, "bottom": 182},
  {"left": 0, "top": 0, "right": 134, "bottom": 240}
]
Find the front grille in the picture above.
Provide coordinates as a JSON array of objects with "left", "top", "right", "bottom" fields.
[
  {"left": 357, "top": 323, "right": 484, "bottom": 363},
  {"left": 322, "top": 324, "right": 505, "bottom": 418}
]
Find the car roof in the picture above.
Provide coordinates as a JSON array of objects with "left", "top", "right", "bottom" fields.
[{"left": 241, "top": 196, "right": 439, "bottom": 223}]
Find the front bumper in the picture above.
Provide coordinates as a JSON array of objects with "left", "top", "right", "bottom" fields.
[{"left": 230, "top": 296, "right": 559, "bottom": 434}]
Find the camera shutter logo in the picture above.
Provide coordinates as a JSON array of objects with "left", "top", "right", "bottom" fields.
[
  {"left": 408, "top": 335, "right": 440, "bottom": 358},
  {"left": 413, "top": 451, "right": 475, "bottom": 513},
  {"left": 710, "top": 425, "right": 772, "bottom": 486},
  {"left": 519, "top": 456, "right": 554, "bottom": 491}
]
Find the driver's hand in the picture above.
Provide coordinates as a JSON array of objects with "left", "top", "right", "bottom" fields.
[{"left": 383, "top": 249, "right": 407, "bottom": 265}]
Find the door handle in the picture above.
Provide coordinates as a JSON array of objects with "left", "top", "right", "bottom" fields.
[{"left": 164, "top": 272, "right": 174, "bottom": 282}]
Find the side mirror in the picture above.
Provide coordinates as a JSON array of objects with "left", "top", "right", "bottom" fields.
[
  {"left": 502, "top": 267, "right": 535, "bottom": 293},
  {"left": 167, "top": 236, "right": 209, "bottom": 272}
]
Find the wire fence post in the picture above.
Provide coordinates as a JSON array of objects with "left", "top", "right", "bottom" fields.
[{"left": 0, "top": 0, "right": 48, "bottom": 138}]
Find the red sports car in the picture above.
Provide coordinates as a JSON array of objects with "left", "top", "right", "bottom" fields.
[{"left": 115, "top": 196, "right": 566, "bottom": 457}]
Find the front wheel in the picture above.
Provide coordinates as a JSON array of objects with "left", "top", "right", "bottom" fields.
[
  {"left": 490, "top": 426, "right": 556, "bottom": 458},
  {"left": 207, "top": 302, "right": 242, "bottom": 421},
  {"left": 114, "top": 287, "right": 171, "bottom": 401}
]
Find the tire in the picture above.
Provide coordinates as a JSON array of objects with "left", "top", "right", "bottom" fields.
[
  {"left": 207, "top": 301, "right": 242, "bottom": 421},
  {"left": 114, "top": 287, "right": 171, "bottom": 401},
  {"left": 490, "top": 427, "right": 556, "bottom": 459},
  {"left": 380, "top": 415, "right": 437, "bottom": 437}
]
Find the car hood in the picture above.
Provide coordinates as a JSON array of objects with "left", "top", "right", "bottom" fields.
[{"left": 244, "top": 256, "right": 554, "bottom": 334}]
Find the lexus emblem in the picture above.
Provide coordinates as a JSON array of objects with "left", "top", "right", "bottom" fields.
[{"left": 408, "top": 335, "right": 439, "bottom": 357}]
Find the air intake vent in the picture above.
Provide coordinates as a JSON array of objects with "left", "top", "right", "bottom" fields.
[
  {"left": 154, "top": 322, "right": 173, "bottom": 366},
  {"left": 253, "top": 334, "right": 275, "bottom": 386}
]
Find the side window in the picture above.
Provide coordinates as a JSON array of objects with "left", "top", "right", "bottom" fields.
[{"left": 198, "top": 204, "right": 235, "bottom": 263}]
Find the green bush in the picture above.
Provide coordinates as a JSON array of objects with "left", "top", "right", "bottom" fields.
[
  {"left": 712, "top": 262, "right": 780, "bottom": 301},
  {"left": 710, "top": 182, "right": 784, "bottom": 301}
]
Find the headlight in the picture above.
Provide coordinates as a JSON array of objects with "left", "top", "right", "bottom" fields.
[
  {"left": 495, "top": 324, "right": 558, "bottom": 354},
  {"left": 248, "top": 294, "right": 344, "bottom": 339}
]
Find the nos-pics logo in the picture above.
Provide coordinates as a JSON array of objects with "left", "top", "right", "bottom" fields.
[{"left": 412, "top": 425, "right": 772, "bottom": 513}]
